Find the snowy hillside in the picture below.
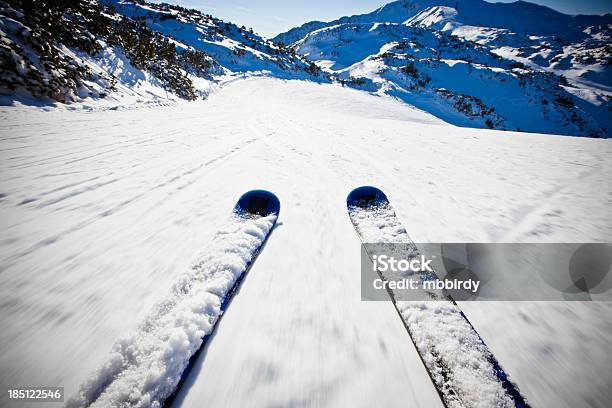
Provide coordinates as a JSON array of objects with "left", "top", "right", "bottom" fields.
[
  {"left": 275, "top": 0, "right": 612, "bottom": 137},
  {"left": 0, "top": 0, "right": 322, "bottom": 107},
  {"left": 2, "top": 0, "right": 609, "bottom": 136},
  {"left": 1, "top": 78, "right": 611, "bottom": 408}
]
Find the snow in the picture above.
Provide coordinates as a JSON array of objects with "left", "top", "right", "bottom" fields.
[
  {"left": 369, "top": 22, "right": 383, "bottom": 32},
  {"left": 461, "top": 302, "right": 612, "bottom": 408},
  {"left": 399, "top": 302, "right": 514, "bottom": 408},
  {"left": 1, "top": 77, "right": 611, "bottom": 407},
  {"left": 404, "top": 6, "right": 458, "bottom": 28},
  {"left": 349, "top": 204, "right": 419, "bottom": 248}
]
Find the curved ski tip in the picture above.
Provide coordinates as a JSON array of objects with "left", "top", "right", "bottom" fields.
[
  {"left": 347, "top": 186, "right": 388, "bottom": 209},
  {"left": 235, "top": 189, "right": 280, "bottom": 217}
]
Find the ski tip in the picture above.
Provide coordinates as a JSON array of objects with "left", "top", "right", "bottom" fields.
[
  {"left": 347, "top": 186, "right": 388, "bottom": 209},
  {"left": 235, "top": 190, "right": 280, "bottom": 217}
]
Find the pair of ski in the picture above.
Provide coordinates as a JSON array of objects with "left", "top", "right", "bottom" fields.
[
  {"left": 202, "top": 187, "right": 528, "bottom": 408},
  {"left": 75, "top": 188, "right": 528, "bottom": 407},
  {"left": 178, "top": 187, "right": 529, "bottom": 408}
]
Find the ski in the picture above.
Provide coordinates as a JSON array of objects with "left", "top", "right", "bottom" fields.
[
  {"left": 347, "top": 186, "right": 529, "bottom": 408},
  {"left": 68, "top": 190, "right": 280, "bottom": 408}
]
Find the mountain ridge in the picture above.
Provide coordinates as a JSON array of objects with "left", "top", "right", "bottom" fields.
[
  {"left": 0, "top": 0, "right": 325, "bottom": 107},
  {"left": 273, "top": 0, "right": 611, "bottom": 137},
  {"left": 274, "top": 0, "right": 612, "bottom": 45}
]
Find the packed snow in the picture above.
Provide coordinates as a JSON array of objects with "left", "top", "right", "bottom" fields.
[
  {"left": 400, "top": 302, "right": 514, "bottom": 408},
  {"left": 1, "top": 77, "right": 611, "bottom": 408},
  {"left": 348, "top": 203, "right": 410, "bottom": 244}
]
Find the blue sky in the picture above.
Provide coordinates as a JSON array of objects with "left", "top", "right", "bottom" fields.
[{"left": 160, "top": 0, "right": 612, "bottom": 38}]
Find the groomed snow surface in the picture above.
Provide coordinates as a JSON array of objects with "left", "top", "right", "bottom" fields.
[{"left": 1, "top": 78, "right": 611, "bottom": 408}]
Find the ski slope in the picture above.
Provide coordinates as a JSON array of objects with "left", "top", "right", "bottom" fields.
[{"left": 1, "top": 77, "right": 611, "bottom": 408}]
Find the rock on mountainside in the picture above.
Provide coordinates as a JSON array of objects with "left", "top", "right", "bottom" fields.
[
  {"left": 274, "top": 0, "right": 611, "bottom": 137},
  {"left": 0, "top": 0, "right": 323, "bottom": 106}
]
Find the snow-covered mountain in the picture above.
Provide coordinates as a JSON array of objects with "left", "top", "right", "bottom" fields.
[
  {"left": 0, "top": 0, "right": 323, "bottom": 107},
  {"left": 275, "top": 0, "right": 611, "bottom": 137},
  {"left": 1, "top": 0, "right": 610, "bottom": 137}
]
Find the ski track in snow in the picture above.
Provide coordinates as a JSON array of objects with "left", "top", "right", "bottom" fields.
[{"left": 0, "top": 77, "right": 611, "bottom": 408}]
